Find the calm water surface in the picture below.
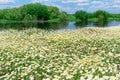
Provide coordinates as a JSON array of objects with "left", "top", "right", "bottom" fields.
[{"left": 0, "top": 20, "right": 120, "bottom": 30}]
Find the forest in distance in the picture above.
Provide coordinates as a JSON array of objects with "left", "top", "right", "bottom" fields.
[{"left": 1, "top": 3, "right": 120, "bottom": 23}]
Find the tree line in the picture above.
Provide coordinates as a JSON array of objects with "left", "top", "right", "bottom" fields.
[
  {"left": 75, "top": 10, "right": 109, "bottom": 23},
  {"left": 0, "top": 3, "right": 68, "bottom": 21},
  {"left": 0, "top": 3, "right": 120, "bottom": 22}
]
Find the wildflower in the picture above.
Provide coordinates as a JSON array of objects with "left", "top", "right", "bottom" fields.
[
  {"left": 80, "top": 76, "right": 85, "bottom": 80},
  {"left": 29, "top": 75, "right": 34, "bottom": 80},
  {"left": 93, "top": 76, "right": 99, "bottom": 80},
  {"left": 43, "top": 78, "right": 50, "bottom": 80},
  {"left": 108, "top": 52, "right": 113, "bottom": 56}
]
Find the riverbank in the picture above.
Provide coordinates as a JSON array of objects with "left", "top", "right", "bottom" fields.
[
  {"left": 0, "top": 17, "right": 119, "bottom": 24},
  {"left": 0, "top": 27, "right": 120, "bottom": 79}
]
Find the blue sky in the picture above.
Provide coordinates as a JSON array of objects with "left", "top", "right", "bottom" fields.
[{"left": 0, "top": 0, "right": 120, "bottom": 14}]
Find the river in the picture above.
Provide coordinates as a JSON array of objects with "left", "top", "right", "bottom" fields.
[{"left": 0, "top": 20, "right": 120, "bottom": 30}]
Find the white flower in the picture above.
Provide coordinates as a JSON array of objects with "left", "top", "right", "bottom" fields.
[
  {"left": 87, "top": 74, "right": 93, "bottom": 79},
  {"left": 66, "top": 75, "right": 73, "bottom": 79},
  {"left": 29, "top": 75, "right": 34, "bottom": 80},
  {"left": 109, "top": 76, "right": 116, "bottom": 80},
  {"left": 92, "top": 69, "right": 95, "bottom": 73},
  {"left": 102, "top": 76, "right": 109, "bottom": 79},
  {"left": 47, "top": 69, "right": 51, "bottom": 72},
  {"left": 108, "top": 52, "right": 113, "bottom": 56},
  {"left": 99, "top": 67, "right": 103, "bottom": 71},
  {"left": 43, "top": 78, "right": 50, "bottom": 80},
  {"left": 80, "top": 76, "right": 85, "bottom": 80},
  {"left": 94, "top": 76, "right": 99, "bottom": 80}
]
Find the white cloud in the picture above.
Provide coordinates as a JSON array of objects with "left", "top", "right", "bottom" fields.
[
  {"left": 32, "top": 0, "right": 40, "bottom": 3},
  {"left": 62, "top": 0, "right": 88, "bottom": 3},
  {"left": 32, "top": 0, "right": 59, "bottom": 3},
  {"left": 0, "top": 0, "right": 15, "bottom": 4},
  {"left": 91, "top": 1, "right": 102, "bottom": 4},
  {"left": 114, "top": 0, "right": 120, "bottom": 3},
  {"left": 113, "top": 5, "right": 120, "bottom": 8},
  {"left": 77, "top": 2, "right": 89, "bottom": 6}
]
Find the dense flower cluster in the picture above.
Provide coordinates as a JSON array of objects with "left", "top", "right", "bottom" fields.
[{"left": 0, "top": 27, "right": 120, "bottom": 80}]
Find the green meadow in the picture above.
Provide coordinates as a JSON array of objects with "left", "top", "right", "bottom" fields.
[{"left": 0, "top": 27, "right": 120, "bottom": 80}]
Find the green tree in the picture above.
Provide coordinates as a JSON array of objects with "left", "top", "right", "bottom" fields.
[
  {"left": 110, "top": 14, "right": 120, "bottom": 20},
  {"left": 9, "top": 8, "right": 22, "bottom": 20},
  {"left": 1, "top": 9, "right": 10, "bottom": 20},
  {"left": 0, "top": 8, "right": 22, "bottom": 20},
  {"left": 47, "top": 6, "right": 60, "bottom": 19},
  {"left": 58, "top": 11, "right": 68, "bottom": 21},
  {"left": 75, "top": 10, "right": 88, "bottom": 22},
  {"left": 23, "top": 14, "right": 33, "bottom": 21},
  {"left": 0, "top": 9, "right": 4, "bottom": 19},
  {"left": 88, "top": 13, "right": 95, "bottom": 19},
  {"left": 21, "top": 3, "right": 50, "bottom": 20},
  {"left": 94, "top": 10, "right": 109, "bottom": 21}
]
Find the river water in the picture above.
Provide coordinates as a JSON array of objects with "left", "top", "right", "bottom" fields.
[{"left": 0, "top": 20, "right": 120, "bottom": 30}]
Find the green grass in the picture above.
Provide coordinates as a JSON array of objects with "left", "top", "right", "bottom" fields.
[
  {"left": 0, "top": 20, "right": 16, "bottom": 23},
  {"left": 48, "top": 16, "right": 77, "bottom": 22},
  {"left": 68, "top": 15, "right": 77, "bottom": 21},
  {"left": 0, "top": 27, "right": 120, "bottom": 80},
  {"left": 88, "top": 18, "right": 97, "bottom": 22},
  {"left": 48, "top": 18, "right": 60, "bottom": 22}
]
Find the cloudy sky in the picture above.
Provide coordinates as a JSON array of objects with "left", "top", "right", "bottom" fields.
[{"left": 0, "top": 0, "right": 120, "bottom": 14}]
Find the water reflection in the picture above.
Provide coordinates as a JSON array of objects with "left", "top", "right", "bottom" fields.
[
  {"left": 46, "top": 21, "right": 68, "bottom": 30},
  {"left": 94, "top": 21, "right": 108, "bottom": 27},
  {"left": 0, "top": 21, "right": 69, "bottom": 30},
  {"left": 75, "top": 21, "right": 88, "bottom": 27},
  {"left": 0, "top": 20, "right": 120, "bottom": 30}
]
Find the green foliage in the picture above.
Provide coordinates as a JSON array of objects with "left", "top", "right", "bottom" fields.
[
  {"left": 75, "top": 10, "right": 88, "bottom": 22},
  {"left": 0, "top": 8, "right": 22, "bottom": 20},
  {"left": 94, "top": 10, "right": 109, "bottom": 21},
  {"left": 67, "top": 14, "right": 76, "bottom": 21},
  {"left": 58, "top": 11, "right": 68, "bottom": 21},
  {"left": 23, "top": 14, "right": 33, "bottom": 21},
  {"left": 88, "top": 13, "right": 95, "bottom": 19},
  {"left": 109, "top": 14, "right": 120, "bottom": 20},
  {"left": 1, "top": 3, "right": 120, "bottom": 22},
  {"left": 21, "top": 3, "right": 50, "bottom": 20},
  {"left": 0, "top": 3, "right": 50, "bottom": 21},
  {"left": 0, "top": 9, "right": 4, "bottom": 19},
  {"left": 47, "top": 6, "right": 60, "bottom": 19}
]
